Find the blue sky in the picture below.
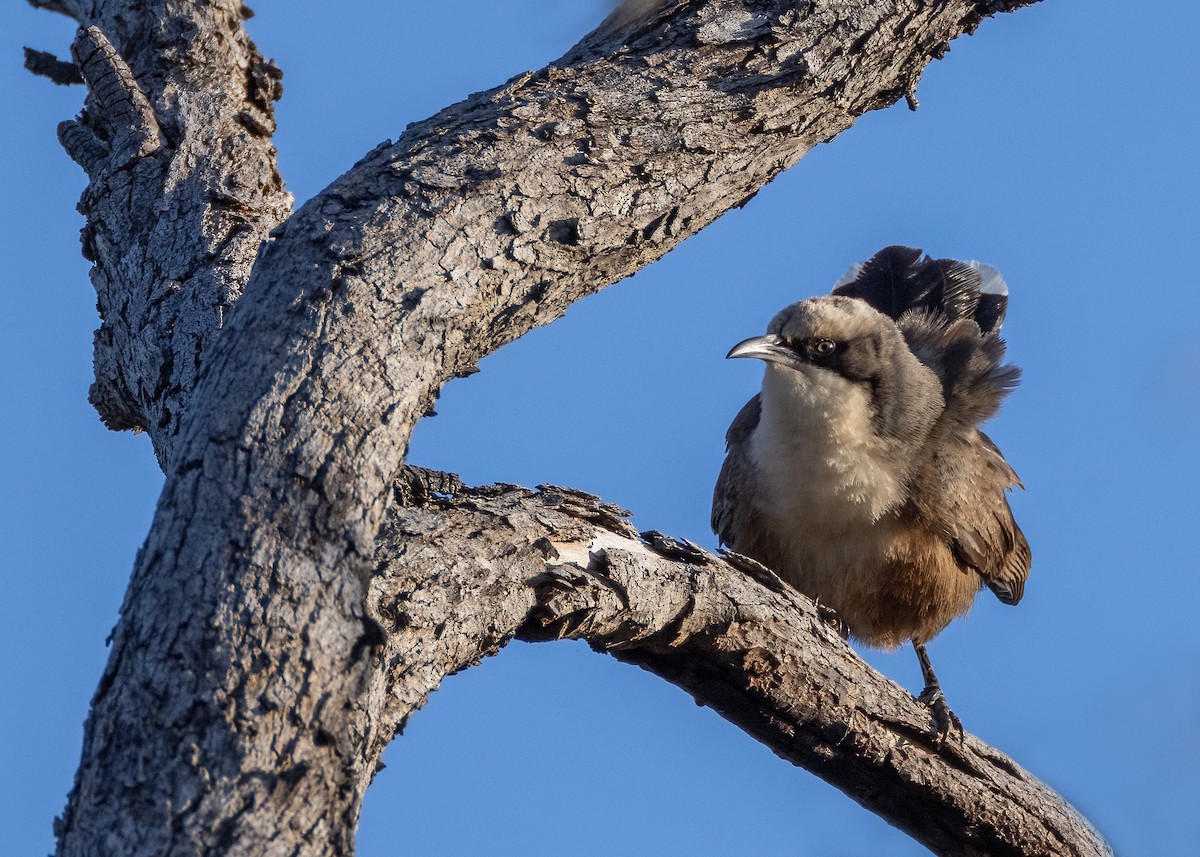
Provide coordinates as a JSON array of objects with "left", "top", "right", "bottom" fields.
[{"left": 3, "top": 1, "right": 1198, "bottom": 855}]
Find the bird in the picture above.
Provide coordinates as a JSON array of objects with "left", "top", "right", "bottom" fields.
[{"left": 711, "top": 245, "right": 1030, "bottom": 738}]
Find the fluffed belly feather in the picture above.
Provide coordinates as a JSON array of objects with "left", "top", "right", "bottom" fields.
[{"left": 750, "top": 504, "right": 980, "bottom": 649}]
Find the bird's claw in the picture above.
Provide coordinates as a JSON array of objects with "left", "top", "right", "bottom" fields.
[
  {"left": 917, "top": 685, "right": 963, "bottom": 746},
  {"left": 815, "top": 602, "right": 850, "bottom": 640}
]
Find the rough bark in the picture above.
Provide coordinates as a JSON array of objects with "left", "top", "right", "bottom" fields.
[
  {"left": 56, "top": 6, "right": 290, "bottom": 459},
  {"left": 372, "top": 470, "right": 1109, "bottom": 857},
  {"left": 25, "top": 1, "right": 1112, "bottom": 855}
]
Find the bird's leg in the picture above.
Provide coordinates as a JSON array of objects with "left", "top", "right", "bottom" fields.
[{"left": 912, "top": 641, "right": 962, "bottom": 745}]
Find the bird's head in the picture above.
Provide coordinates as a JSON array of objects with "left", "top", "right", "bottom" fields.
[
  {"left": 727, "top": 296, "right": 902, "bottom": 384},
  {"left": 728, "top": 296, "right": 943, "bottom": 443}
]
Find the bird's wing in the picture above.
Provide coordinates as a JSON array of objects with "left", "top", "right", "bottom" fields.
[
  {"left": 711, "top": 394, "right": 762, "bottom": 548},
  {"left": 901, "top": 313, "right": 1030, "bottom": 605},
  {"left": 916, "top": 428, "right": 1031, "bottom": 604}
]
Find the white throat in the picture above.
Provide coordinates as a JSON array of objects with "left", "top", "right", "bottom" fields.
[{"left": 747, "top": 364, "right": 905, "bottom": 528}]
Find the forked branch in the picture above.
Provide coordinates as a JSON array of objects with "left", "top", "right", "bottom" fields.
[{"left": 26, "top": 3, "right": 1106, "bottom": 856}]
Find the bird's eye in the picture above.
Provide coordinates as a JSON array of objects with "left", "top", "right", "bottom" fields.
[{"left": 814, "top": 338, "right": 837, "bottom": 355}]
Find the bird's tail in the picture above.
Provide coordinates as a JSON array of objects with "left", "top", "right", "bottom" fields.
[{"left": 832, "top": 245, "right": 1008, "bottom": 334}]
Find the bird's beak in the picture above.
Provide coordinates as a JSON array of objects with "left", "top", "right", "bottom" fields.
[{"left": 726, "top": 334, "right": 802, "bottom": 369}]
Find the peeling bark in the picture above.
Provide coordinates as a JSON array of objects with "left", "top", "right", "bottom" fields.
[{"left": 24, "top": 1, "right": 1113, "bottom": 855}]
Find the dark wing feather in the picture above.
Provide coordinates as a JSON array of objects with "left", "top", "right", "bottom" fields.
[
  {"left": 713, "top": 395, "right": 805, "bottom": 585},
  {"left": 711, "top": 395, "right": 762, "bottom": 547},
  {"left": 712, "top": 396, "right": 800, "bottom": 582}
]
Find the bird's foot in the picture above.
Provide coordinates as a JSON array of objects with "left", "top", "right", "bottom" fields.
[
  {"left": 917, "top": 685, "right": 963, "bottom": 747},
  {"left": 815, "top": 602, "right": 850, "bottom": 640}
]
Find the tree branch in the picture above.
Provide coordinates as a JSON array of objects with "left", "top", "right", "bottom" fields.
[
  {"left": 49, "top": 5, "right": 291, "bottom": 460},
  {"left": 365, "top": 471, "right": 1109, "bottom": 857},
  {"left": 22, "top": 47, "right": 84, "bottom": 85},
  {"left": 67, "top": 0, "right": 1040, "bottom": 467},
  {"left": 35, "top": 2, "right": 1106, "bottom": 856}
]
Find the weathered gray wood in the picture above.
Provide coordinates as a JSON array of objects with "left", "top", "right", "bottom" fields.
[
  {"left": 28, "top": 2, "right": 1113, "bottom": 856},
  {"left": 23, "top": 47, "right": 84, "bottom": 85},
  {"left": 373, "top": 472, "right": 1110, "bottom": 857},
  {"left": 54, "top": 7, "right": 291, "bottom": 462}
]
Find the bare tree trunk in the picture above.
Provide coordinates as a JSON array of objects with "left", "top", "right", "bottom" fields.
[{"left": 25, "top": 1, "right": 1110, "bottom": 855}]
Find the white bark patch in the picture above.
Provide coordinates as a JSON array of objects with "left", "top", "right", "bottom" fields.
[
  {"left": 697, "top": 12, "right": 773, "bottom": 45},
  {"left": 549, "top": 528, "right": 658, "bottom": 569}
]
